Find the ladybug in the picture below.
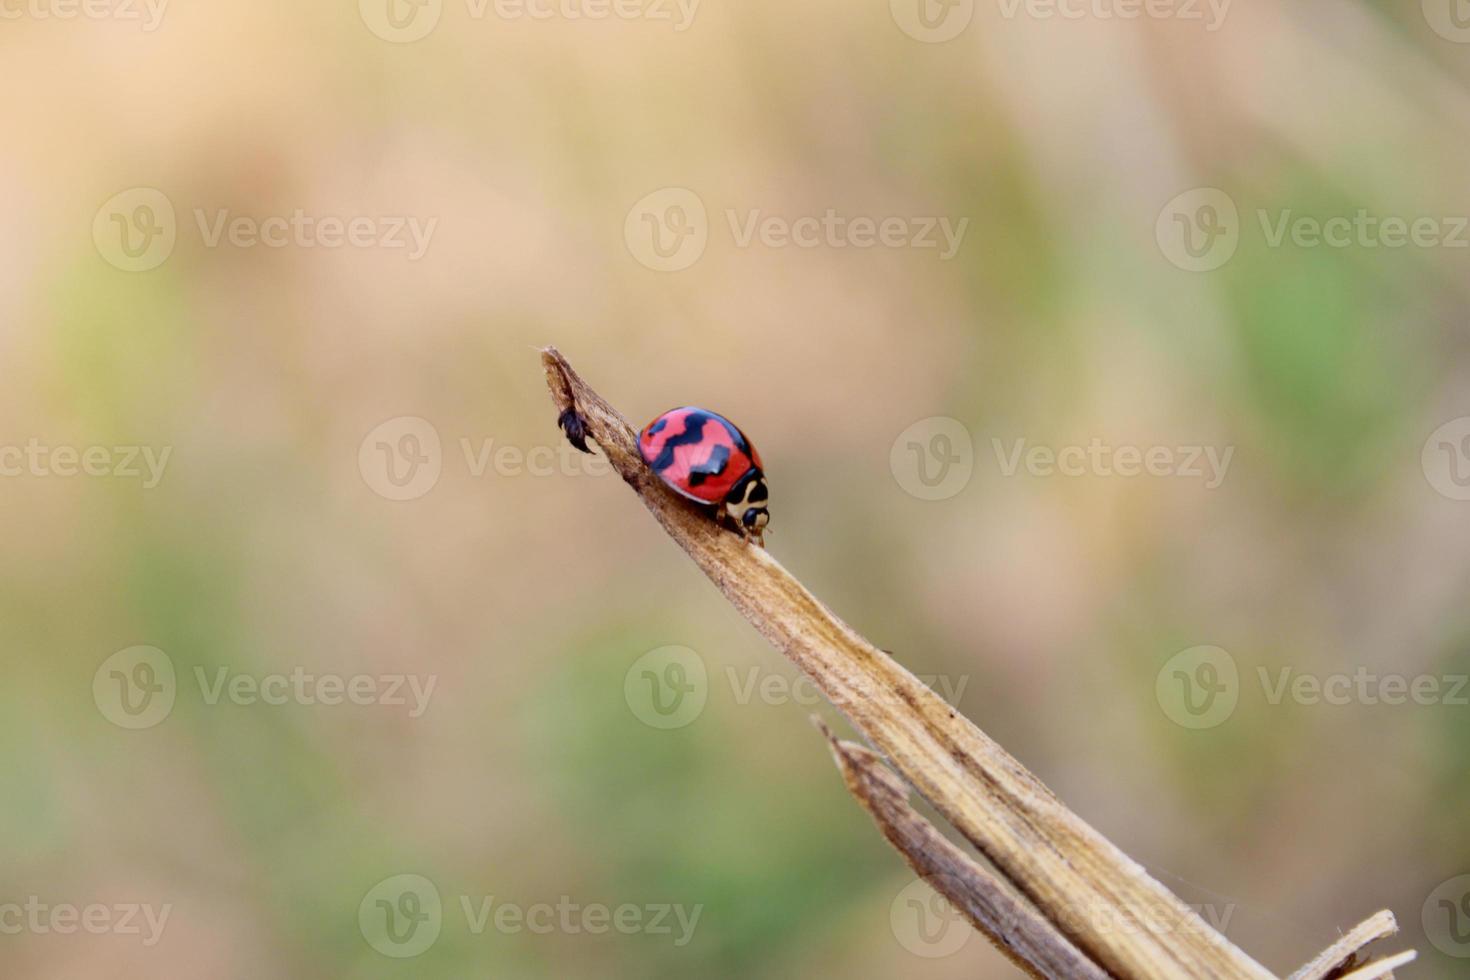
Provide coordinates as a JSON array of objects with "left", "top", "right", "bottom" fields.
[{"left": 638, "top": 407, "right": 769, "bottom": 546}]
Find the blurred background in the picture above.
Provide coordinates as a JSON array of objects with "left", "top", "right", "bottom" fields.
[{"left": 3, "top": 1, "right": 1470, "bottom": 976}]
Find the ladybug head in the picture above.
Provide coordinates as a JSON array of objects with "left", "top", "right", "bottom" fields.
[{"left": 725, "top": 471, "right": 770, "bottom": 543}]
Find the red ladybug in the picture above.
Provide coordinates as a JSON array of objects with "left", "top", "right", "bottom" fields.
[{"left": 638, "top": 407, "right": 769, "bottom": 546}]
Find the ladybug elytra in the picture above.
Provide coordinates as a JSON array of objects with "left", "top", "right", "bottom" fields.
[{"left": 638, "top": 407, "right": 769, "bottom": 546}]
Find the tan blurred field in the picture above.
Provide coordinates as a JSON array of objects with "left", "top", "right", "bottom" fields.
[{"left": 2, "top": 2, "right": 1470, "bottom": 977}]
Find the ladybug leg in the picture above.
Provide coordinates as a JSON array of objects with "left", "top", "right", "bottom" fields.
[
  {"left": 733, "top": 507, "right": 766, "bottom": 548},
  {"left": 716, "top": 499, "right": 759, "bottom": 546},
  {"left": 711, "top": 503, "right": 737, "bottom": 536}
]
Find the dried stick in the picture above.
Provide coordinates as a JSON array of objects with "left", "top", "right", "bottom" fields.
[
  {"left": 540, "top": 347, "right": 1401, "bottom": 979},
  {"left": 817, "top": 720, "right": 1108, "bottom": 980}
]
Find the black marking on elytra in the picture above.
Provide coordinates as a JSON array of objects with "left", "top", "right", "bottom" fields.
[
  {"left": 719, "top": 415, "right": 753, "bottom": 457},
  {"left": 557, "top": 408, "right": 592, "bottom": 454},
  {"left": 646, "top": 417, "right": 668, "bottom": 439},
  {"left": 649, "top": 412, "right": 714, "bottom": 472},
  {"left": 686, "top": 444, "right": 730, "bottom": 486}
]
